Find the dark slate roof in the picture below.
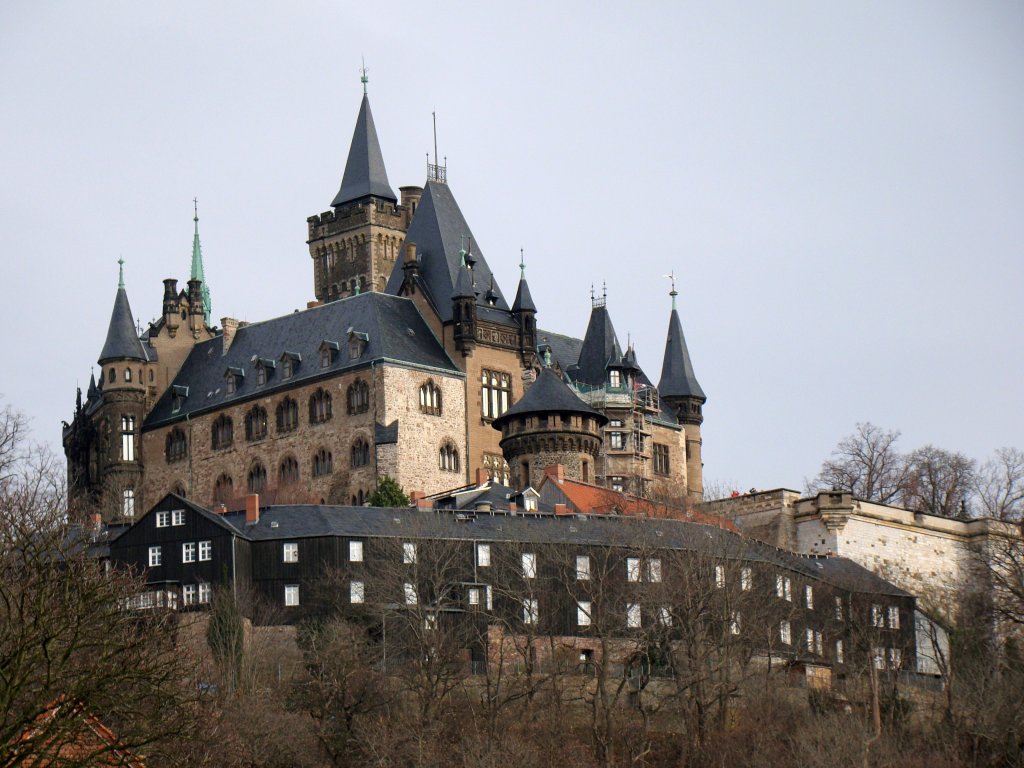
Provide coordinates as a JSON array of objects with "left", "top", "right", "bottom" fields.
[
  {"left": 385, "top": 181, "right": 509, "bottom": 322},
  {"left": 144, "top": 292, "right": 461, "bottom": 428},
  {"left": 98, "top": 288, "right": 147, "bottom": 364},
  {"left": 452, "top": 261, "right": 476, "bottom": 299},
  {"left": 538, "top": 329, "right": 583, "bottom": 372},
  {"left": 511, "top": 276, "right": 536, "bottom": 314},
  {"left": 572, "top": 305, "right": 623, "bottom": 386},
  {"left": 331, "top": 94, "right": 397, "bottom": 207},
  {"left": 492, "top": 367, "right": 605, "bottom": 431},
  {"left": 658, "top": 308, "right": 705, "bottom": 401}
]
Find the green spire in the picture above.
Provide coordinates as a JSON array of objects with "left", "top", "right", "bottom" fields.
[
  {"left": 191, "top": 198, "right": 212, "bottom": 326},
  {"left": 117, "top": 256, "right": 125, "bottom": 289}
]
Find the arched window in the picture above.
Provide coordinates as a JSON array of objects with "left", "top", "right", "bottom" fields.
[
  {"left": 247, "top": 462, "right": 267, "bottom": 493},
  {"left": 122, "top": 488, "right": 135, "bottom": 518},
  {"left": 124, "top": 368, "right": 132, "bottom": 383},
  {"left": 108, "top": 368, "right": 115, "bottom": 383},
  {"left": 439, "top": 441, "right": 460, "bottom": 473},
  {"left": 255, "top": 365, "right": 266, "bottom": 386},
  {"left": 279, "top": 456, "right": 299, "bottom": 485},
  {"left": 313, "top": 448, "right": 333, "bottom": 477},
  {"left": 276, "top": 397, "right": 299, "bottom": 433},
  {"left": 419, "top": 380, "right": 442, "bottom": 416},
  {"left": 245, "top": 405, "right": 268, "bottom": 441},
  {"left": 347, "top": 379, "right": 369, "bottom": 415},
  {"left": 214, "top": 473, "right": 233, "bottom": 504},
  {"left": 171, "top": 481, "right": 186, "bottom": 497},
  {"left": 149, "top": 369, "right": 154, "bottom": 383},
  {"left": 350, "top": 438, "right": 370, "bottom": 468},
  {"left": 309, "top": 388, "right": 332, "bottom": 424},
  {"left": 165, "top": 428, "right": 187, "bottom": 463},
  {"left": 212, "top": 415, "right": 233, "bottom": 450}
]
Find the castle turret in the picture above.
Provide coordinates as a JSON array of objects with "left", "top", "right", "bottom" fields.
[
  {"left": 657, "top": 284, "right": 706, "bottom": 499},
  {"left": 511, "top": 254, "right": 537, "bottom": 367},
  {"left": 190, "top": 201, "right": 212, "bottom": 326},
  {"left": 452, "top": 250, "right": 478, "bottom": 356}
]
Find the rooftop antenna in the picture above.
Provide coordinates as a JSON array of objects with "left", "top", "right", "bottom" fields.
[
  {"left": 360, "top": 58, "right": 368, "bottom": 95},
  {"left": 663, "top": 271, "right": 677, "bottom": 310}
]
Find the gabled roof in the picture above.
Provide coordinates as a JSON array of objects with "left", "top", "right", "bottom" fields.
[
  {"left": 331, "top": 94, "right": 397, "bottom": 207},
  {"left": 491, "top": 367, "right": 605, "bottom": 431},
  {"left": 98, "top": 287, "right": 146, "bottom": 364},
  {"left": 385, "top": 181, "right": 509, "bottom": 322},
  {"left": 572, "top": 305, "right": 623, "bottom": 386},
  {"left": 658, "top": 307, "right": 705, "bottom": 401},
  {"left": 144, "top": 292, "right": 460, "bottom": 428}
]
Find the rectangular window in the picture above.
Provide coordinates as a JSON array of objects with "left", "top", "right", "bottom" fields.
[
  {"left": 730, "top": 611, "right": 741, "bottom": 635},
  {"left": 122, "top": 489, "right": 135, "bottom": 518},
  {"left": 806, "top": 628, "right": 815, "bottom": 652},
  {"left": 121, "top": 416, "right": 136, "bottom": 461},
  {"left": 889, "top": 648, "right": 902, "bottom": 668},
  {"left": 182, "top": 542, "right": 196, "bottom": 563},
  {"left": 776, "top": 574, "right": 784, "bottom": 598},
  {"left": 835, "top": 639, "right": 845, "bottom": 664},
  {"left": 172, "top": 509, "right": 185, "bottom": 526},
  {"left": 626, "top": 557, "right": 640, "bottom": 582},
  {"left": 609, "top": 370, "right": 621, "bottom": 388},
  {"left": 198, "top": 583, "right": 211, "bottom": 604},
  {"left": 468, "top": 587, "right": 480, "bottom": 606},
  {"left": 349, "top": 540, "right": 363, "bottom": 562},
  {"left": 653, "top": 443, "right": 670, "bottom": 476},
  {"left": 148, "top": 546, "right": 161, "bottom": 567},
  {"left": 805, "top": 585, "right": 814, "bottom": 609},
  {"left": 887, "top": 606, "right": 900, "bottom": 629},
  {"left": 404, "top": 583, "right": 417, "bottom": 605},
  {"left": 740, "top": 567, "right": 752, "bottom": 591},
  {"left": 283, "top": 542, "right": 298, "bottom": 563},
  {"left": 611, "top": 477, "right": 624, "bottom": 492},
  {"left": 481, "top": 369, "right": 512, "bottom": 420},
  {"left": 477, "top": 543, "right": 490, "bottom": 567},
  {"left": 780, "top": 620, "right": 792, "bottom": 645},
  {"left": 815, "top": 631, "right": 824, "bottom": 655},
  {"left": 658, "top": 607, "right": 672, "bottom": 627},
  {"left": 156, "top": 511, "right": 170, "bottom": 528},
  {"left": 715, "top": 565, "right": 725, "bottom": 589},
  {"left": 182, "top": 584, "right": 196, "bottom": 606},
  {"left": 577, "top": 600, "right": 592, "bottom": 627},
  {"left": 626, "top": 603, "right": 642, "bottom": 629},
  {"left": 198, "top": 541, "right": 211, "bottom": 562},
  {"left": 576, "top": 555, "right": 591, "bottom": 581},
  {"left": 485, "top": 585, "right": 493, "bottom": 610},
  {"left": 871, "top": 604, "right": 885, "bottom": 627},
  {"left": 350, "top": 581, "right": 364, "bottom": 604},
  {"left": 403, "top": 542, "right": 417, "bottom": 564},
  {"left": 835, "top": 596, "right": 844, "bottom": 621},
  {"left": 647, "top": 558, "right": 662, "bottom": 583},
  {"left": 522, "top": 552, "right": 537, "bottom": 579},
  {"left": 610, "top": 431, "right": 625, "bottom": 450},
  {"left": 285, "top": 584, "right": 300, "bottom": 607},
  {"left": 523, "top": 598, "right": 539, "bottom": 625},
  {"left": 873, "top": 646, "right": 886, "bottom": 670}
]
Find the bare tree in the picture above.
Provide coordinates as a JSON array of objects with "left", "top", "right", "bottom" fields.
[
  {"left": 974, "top": 447, "right": 1024, "bottom": 521},
  {"left": 809, "top": 422, "right": 908, "bottom": 504},
  {"left": 903, "top": 445, "right": 976, "bottom": 518}
]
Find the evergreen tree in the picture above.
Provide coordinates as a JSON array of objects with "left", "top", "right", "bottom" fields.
[{"left": 367, "top": 475, "right": 409, "bottom": 507}]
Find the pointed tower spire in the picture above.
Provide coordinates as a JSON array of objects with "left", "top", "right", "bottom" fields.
[
  {"left": 190, "top": 199, "right": 212, "bottom": 326},
  {"left": 331, "top": 75, "right": 397, "bottom": 207},
  {"left": 511, "top": 250, "right": 536, "bottom": 314},
  {"left": 658, "top": 283, "right": 705, "bottom": 401},
  {"left": 99, "top": 260, "right": 146, "bottom": 364}
]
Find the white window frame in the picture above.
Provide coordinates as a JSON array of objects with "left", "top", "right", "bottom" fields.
[
  {"left": 835, "top": 639, "right": 845, "bottom": 664},
  {"left": 730, "top": 611, "right": 741, "bottom": 636},
  {"left": 485, "top": 585, "right": 493, "bottom": 610},
  {"left": 871, "top": 604, "right": 884, "bottom": 628},
  {"left": 577, "top": 600, "right": 592, "bottom": 627},
  {"left": 626, "top": 602, "right": 642, "bottom": 629},
  {"left": 283, "top": 542, "right": 299, "bottom": 563},
  {"left": 156, "top": 511, "right": 170, "bottom": 528},
  {"left": 198, "top": 583, "right": 211, "bottom": 604},
  {"left": 182, "top": 542, "right": 196, "bottom": 563},
  {"left": 887, "top": 606, "right": 900, "bottom": 629},
  {"left": 626, "top": 557, "right": 640, "bottom": 583},
  {"left": 522, "top": 552, "right": 537, "bottom": 579},
  {"left": 523, "top": 598, "right": 539, "bottom": 625},
  {"left": 350, "top": 580, "right": 364, "bottom": 604},
  {"left": 780, "top": 620, "right": 792, "bottom": 645},
  {"left": 285, "top": 584, "right": 300, "bottom": 607},
  {"left": 403, "top": 542, "right": 417, "bottom": 564},
  {"left": 349, "top": 540, "right": 363, "bottom": 562},
  {"left": 182, "top": 584, "right": 197, "bottom": 606},
  {"left": 148, "top": 546, "right": 162, "bottom": 567},
  {"left": 647, "top": 558, "right": 662, "bottom": 583},
  {"left": 889, "top": 647, "right": 902, "bottom": 668},
  {"left": 740, "top": 567, "right": 752, "bottom": 591},
  {"left": 477, "top": 543, "right": 490, "bottom": 567},
  {"left": 404, "top": 582, "right": 418, "bottom": 605},
  {"left": 806, "top": 627, "right": 815, "bottom": 652},
  {"left": 198, "top": 540, "right": 211, "bottom": 562},
  {"left": 835, "top": 595, "right": 844, "bottom": 621},
  {"left": 715, "top": 564, "right": 725, "bottom": 589},
  {"left": 805, "top": 585, "right": 814, "bottom": 609},
  {"left": 576, "top": 555, "right": 591, "bottom": 581},
  {"left": 122, "top": 489, "right": 135, "bottom": 518},
  {"left": 468, "top": 587, "right": 480, "bottom": 606},
  {"left": 658, "top": 606, "right": 672, "bottom": 627},
  {"left": 172, "top": 509, "right": 185, "bottom": 526}
]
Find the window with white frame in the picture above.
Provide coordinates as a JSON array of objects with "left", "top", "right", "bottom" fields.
[
  {"left": 658, "top": 607, "right": 672, "bottom": 627},
  {"left": 887, "top": 606, "right": 900, "bottom": 629},
  {"left": 285, "top": 584, "right": 300, "bottom": 607},
  {"left": 806, "top": 628, "right": 815, "bottom": 652},
  {"left": 835, "top": 639, "right": 845, "bottom": 664},
  {"left": 404, "top": 583, "right": 418, "bottom": 605},
  {"left": 403, "top": 542, "right": 417, "bottom": 564},
  {"left": 122, "top": 489, "right": 135, "bottom": 518},
  {"left": 349, "top": 540, "right": 363, "bottom": 562},
  {"left": 468, "top": 588, "right": 480, "bottom": 606},
  {"left": 198, "top": 583, "right": 211, "bottom": 604},
  {"left": 647, "top": 558, "right": 662, "bottom": 583},
  {"left": 182, "top": 542, "right": 196, "bottom": 563},
  {"left": 283, "top": 543, "right": 298, "bottom": 563},
  {"left": 715, "top": 565, "right": 725, "bottom": 589},
  {"left": 121, "top": 416, "right": 136, "bottom": 461},
  {"left": 485, "top": 585, "right": 493, "bottom": 610},
  {"left": 576, "top": 555, "right": 591, "bottom": 581},
  {"left": 477, "top": 543, "right": 490, "bottom": 567},
  {"left": 776, "top": 575, "right": 792, "bottom": 601},
  {"left": 423, "top": 613, "right": 438, "bottom": 631},
  {"left": 522, "top": 552, "right": 537, "bottom": 579},
  {"left": 871, "top": 604, "right": 885, "bottom": 627},
  {"left": 626, "top": 557, "right": 640, "bottom": 582},
  {"left": 805, "top": 585, "right": 814, "bottom": 609},
  {"left": 577, "top": 601, "right": 592, "bottom": 627},
  {"left": 523, "top": 598, "right": 539, "bottom": 625},
  {"left": 835, "top": 596, "right": 844, "bottom": 621},
  {"left": 183, "top": 584, "right": 196, "bottom": 606},
  {"left": 889, "top": 648, "right": 902, "bottom": 668},
  {"left": 350, "top": 581, "right": 364, "bottom": 604},
  {"left": 741, "top": 567, "right": 752, "bottom": 591},
  {"left": 148, "top": 546, "right": 162, "bottom": 567},
  {"left": 873, "top": 646, "right": 886, "bottom": 669},
  {"left": 198, "top": 541, "right": 211, "bottom": 562},
  {"left": 156, "top": 511, "right": 170, "bottom": 528},
  {"left": 172, "top": 509, "right": 185, "bottom": 526},
  {"left": 730, "top": 611, "right": 742, "bottom": 635},
  {"left": 780, "top": 620, "right": 792, "bottom": 645},
  {"left": 626, "top": 603, "right": 642, "bottom": 629},
  {"left": 814, "top": 631, "right": 823, "bottom": 655}
]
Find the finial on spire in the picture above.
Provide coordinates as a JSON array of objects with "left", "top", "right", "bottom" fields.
[
  {"left": 117, "top": 256, "right": 125, "bottom": 289},
  {"left": 193, "top": 196, "right": 199, "bottom": 223},
  {"left": 519, "top": 248, "right": 526, "bottom": 279},
  {"left": 360, "top": 58, "right": 369, "bottom": 95},
  {"left": 590, "top": 283, "right": 595, "bottom": 305},
  {"left": 663, "top": 271, "right": 678, "bottom": 310},
  {"left": 603, "top": 281, "right": 607, "bottom": 301}
]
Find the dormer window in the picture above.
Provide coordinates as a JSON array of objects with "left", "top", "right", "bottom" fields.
[
  {"left": 225, "top": 367, "right": 243, "bottom": 394},
  {"left": 256, "top": 366, "right": 266, "bottom": 386},
  {"left": 609, "top": 370, "right": 621, "bottom": 388},
  {"left": 319, "top": 341, "right": 339, "bottom": 369},
  {"left": 171, "top": 385, "right": 189, "bottom": 415},
  {"left": 348, "top": 330, "right": 369, "bottom": 360},
  {"left": 280, "top": 352, "right": 300, "bottom": 379}
]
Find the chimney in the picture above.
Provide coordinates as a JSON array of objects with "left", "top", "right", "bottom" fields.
[
  {"left": 546, "top": 464, "right": 565, "bottom": 484},
  {"left": 89, "top": 512, "right": 103, "bottom": 530},
  {"left": 214, "top": 503, "right": 227, "bottom": 515},
  {"left": 245, "top": 494, "right": 260, "bottom": 525},
  {"left": 162, "top": 278, "right": 179, "bottom": 311},
  {"left": 306, "top": 300, "right": 322, "bottom": 309},
  {"left": 475, "top": 467, "right": 489, "bottom": 486},
  {"left": 508, "top": 501, "right": 517, "bottom": 514},
  {"left": 554, "top": 503, "right": 569, "bottom": 516},
  {"left": 221, "top": 317, "right": 239, "bottom": 354},
  {"left": 187, "top": 278, "right": 204, "bottom": 316}
]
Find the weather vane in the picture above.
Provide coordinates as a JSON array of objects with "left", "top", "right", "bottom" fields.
[{"left": 360, "top": 58, "right": 369, "bottom": 94}]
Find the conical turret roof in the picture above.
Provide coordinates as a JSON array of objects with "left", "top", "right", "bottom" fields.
[
  {"left": 512, "top": 274, "right": 536, "bottom": 314},
  {"left": 492, "top": 368, "right": 605, "bottom": 431},
  {"left": 658, "top": 307, "right": 705, "bottom": 401},
  {"left": 99, "top": 284, "right": 146, "bottom": 364},
  {"left": 573, "top": 304, "right": 623, "bottom": 386},
  {"left": 331, "top": 94, "right": 397, "bottom": 207}
]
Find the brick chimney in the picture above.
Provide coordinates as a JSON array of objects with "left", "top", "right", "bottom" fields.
[
  {"left": 245, "top": 494, "right": 260, "bottom": 525},
  {"left": 221, "top": 317, "right": 240, "bottom": 354},
  {"left": 554, "top": 503, "right": 569, "bottom": 516},
  {"left": 546, "top": 464, "right": 565, "bottom": 484},
  {"left": 214, "top": 502, "right": 227, "bottom": 515},
  {"left": 475, "top": 467, "right": 489, "bottom": 486}
]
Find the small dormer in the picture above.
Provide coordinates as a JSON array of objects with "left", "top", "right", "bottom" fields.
[
  {"left": 280, "top": 351, "right": 301, "bottom": 379},
  {"left": 254, "top": 358, "right": 276, "bottom": 387},
  {"left": 171, "top": 384, "right": 189, "bottom": 414},
  {"left": 319, "top": 340, "right": 339, "bottom": 369},
  {"left": 224, "top": 366, "right": 244, "bottom": 395},
  {"left": 348, "top": 329, "right": 369, "bottom": 360}
]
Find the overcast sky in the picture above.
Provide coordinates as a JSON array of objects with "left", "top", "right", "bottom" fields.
[{"left": 2, "top": 1, "right": 1021, "bottom": 494}]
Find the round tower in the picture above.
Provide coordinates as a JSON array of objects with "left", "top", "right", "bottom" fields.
[{"left": 492, "top": 368, "right": 607, "bottom": 489}]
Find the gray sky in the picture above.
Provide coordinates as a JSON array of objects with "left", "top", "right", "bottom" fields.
[{"left": 2, "top": 1, "right": 1021, "bottom": 493}]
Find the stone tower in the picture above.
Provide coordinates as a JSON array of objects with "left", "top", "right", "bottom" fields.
[
  {"left": 492, "top": 367, "right": 607, "bottom": 490},
  {"left": 307, "top": 77, "right": 418, "bottom": 301},
  {"left": 657, "top": 286, "right": 706, "bottom": 499}
]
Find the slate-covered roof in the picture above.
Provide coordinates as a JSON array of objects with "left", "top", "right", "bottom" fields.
[
  {"left": 492, "top": 367, "right": 605, "bottom": 431},
  {"left": 511, "top": 275, "right": 536, "bottom": 314},
  {"left": 572, "top": 305, "right": 623, "bottom": 386},
  {"left": 385, "top": 181, "right": 509, "bottom": 322},
  {"left": 658, "top": 307, "right": 705, "bottom": 401},
  {"left": 538, "top": 329, "right": 583, "bottom": 373},
  {"left": 98, "top": 288, "right": 146, "bottom": 364},
  {"left": 331, "top": 94, "right": 397, "bottom": 207},
  {"left": 144, "top": 292, "right": 460, "bottom": 428}
]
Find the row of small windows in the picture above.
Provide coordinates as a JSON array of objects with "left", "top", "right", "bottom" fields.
[
  {"left": 147, "top": 540, "right": 211, "bottom": 567},
  {"left": 209, "top": 440, "right": 372, "bottom": 499},
  {"left": 107, "top": 366, "right": 152, "bottom": 384}
]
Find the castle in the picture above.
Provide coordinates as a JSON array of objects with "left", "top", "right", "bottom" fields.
[{"left": 63, "top": 81, "right": 707, "bottom": 521}]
